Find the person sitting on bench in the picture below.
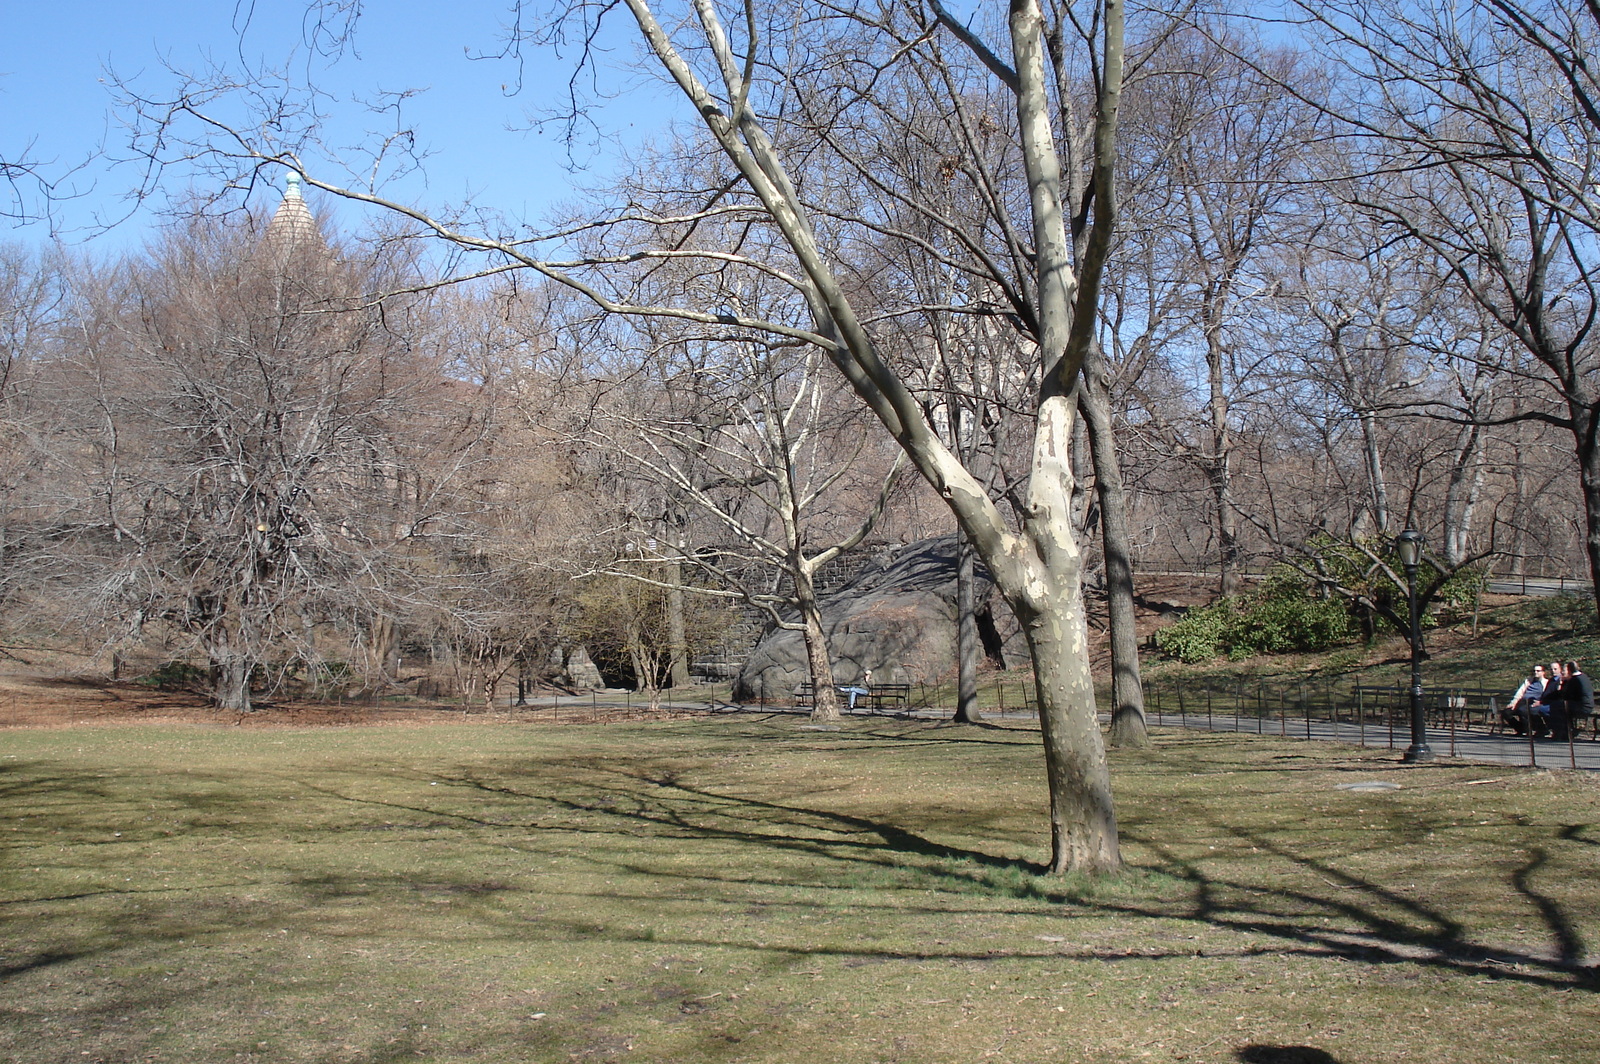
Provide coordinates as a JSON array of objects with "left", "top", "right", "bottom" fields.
[
  {"left": 838, "top": 669, "right": 872, "bottom": 710},
  {"left": 1501, "top": 663, "right": 1551, "bottom": 736},
  {"left": 1549, "top": 660, "right": 1595, "bottom": 742}
]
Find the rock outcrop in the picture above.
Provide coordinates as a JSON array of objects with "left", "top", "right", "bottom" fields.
[{"left": 733, "top": 536, "right": 1021, "bottom": 700}]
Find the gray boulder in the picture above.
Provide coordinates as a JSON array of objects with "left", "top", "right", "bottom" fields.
[{"left": 733, "top": 536, "right": 1020, "bottom": 701}]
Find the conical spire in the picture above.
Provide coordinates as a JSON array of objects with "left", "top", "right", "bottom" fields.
[{"left": 265, "top": 170, "right": 318, "bottom": 255}]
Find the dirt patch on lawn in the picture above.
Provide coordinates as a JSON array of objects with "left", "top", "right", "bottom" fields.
[
  {"left": 0, "top": 667, "right": 499, "bottom": 730},
  {"left": 0, "top": 663, "right": 710, "bottom": 730}
]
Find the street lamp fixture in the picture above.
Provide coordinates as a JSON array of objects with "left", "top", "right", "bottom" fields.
[{"left": 1396, "top": 528, "right": 1433, "bottom": 763}]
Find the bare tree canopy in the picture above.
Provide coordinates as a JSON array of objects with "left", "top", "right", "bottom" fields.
[
  {"left": 105, "top": 0, "right": 1132, "bottom": 874},
  {"left": 1274, "top": 0, "right": 1600, "bottom": 616}
]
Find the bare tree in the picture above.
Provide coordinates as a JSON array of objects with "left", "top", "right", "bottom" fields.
[
  {"left": 1108, "top": 27, "right": 1327, "bottom": 593},
  {"left": 0, "top": 244, "right": 69, "bottom": 626},
  {"left": 1284, "top": 0, "right": 1600, "bottom": 618},
  {"left": 33, "top": 192, "right": 468, "bottom": 711},
  {"left": 595, "top": 328, "right": 904, "bottom": 722}
]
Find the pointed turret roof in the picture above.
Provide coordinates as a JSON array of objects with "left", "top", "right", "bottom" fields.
[{"left": 265, "top": 171, "right": 318, "bottom": 255}]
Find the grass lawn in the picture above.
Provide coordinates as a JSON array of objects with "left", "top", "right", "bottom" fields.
[{"left": 2, "top": 714, "right": 1597, "bottom": 1063}]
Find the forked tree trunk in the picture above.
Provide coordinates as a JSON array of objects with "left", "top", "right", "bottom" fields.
[{"left": 620, "top": 0, "right": 1122, "bottom": 873}]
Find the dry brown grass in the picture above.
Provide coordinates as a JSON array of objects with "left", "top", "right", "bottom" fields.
[{"left": 1, "top": 711, "right": 1597, "bottom": 1064}]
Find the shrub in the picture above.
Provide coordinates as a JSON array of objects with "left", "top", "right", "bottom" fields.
[
  {"left": 1155, "top": 575, "right": 1354, "bottom": 664},
  {"left": 137, "top": 661, "right": 209, "bottom": 690},
  {"left": 1153, "top": 600, "right": 1233, "bottom": 664}
]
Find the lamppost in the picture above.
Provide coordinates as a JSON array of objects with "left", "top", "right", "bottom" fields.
[{"left": 1396, "top": 528, "right": 1433, "bottom": 763}]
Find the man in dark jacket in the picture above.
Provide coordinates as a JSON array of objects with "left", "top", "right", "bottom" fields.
[{"left": 1549, "top": 661, "right": 1595, "bottom": 742}]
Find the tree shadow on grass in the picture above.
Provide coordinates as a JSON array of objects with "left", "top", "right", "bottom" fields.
[
  {"left": 405, "top": 756, "right": 1600, "bottom": 992},
  {"left": 444, "top": 759, "right": 1034, "bottom": 874},
  {"left": 1112, "top": 821, "right": 1598, "bottom": 992},
  {"left": 8, "top": 743, "right": 1596, "bottom": 1024}
]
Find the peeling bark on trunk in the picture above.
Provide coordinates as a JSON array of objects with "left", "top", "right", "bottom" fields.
[
  {"left": 1013, "top": 554, "right": 1120, "bottom": 874},
  {"left": 1003, "top": 393, "right": 1122, "bottom": 872}
]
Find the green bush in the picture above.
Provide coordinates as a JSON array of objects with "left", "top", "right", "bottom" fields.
[
  {"left": 1153, "top": 600, "right": 1234, "bottom": 664},
  {"left": 137, "top": 661, "right": 209, "bottom": 690},
  {"left": 1155, "top": 575, "right": 1354, "bottom": 664}
]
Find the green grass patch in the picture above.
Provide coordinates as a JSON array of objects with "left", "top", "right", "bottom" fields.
[{"left": 2, "top": 717, "right": 1597, "bottom": 1063}]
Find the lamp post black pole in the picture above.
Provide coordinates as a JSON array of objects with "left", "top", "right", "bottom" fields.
[{"left": 1397, "top": 529, "right": 1433, "bottom": 763}]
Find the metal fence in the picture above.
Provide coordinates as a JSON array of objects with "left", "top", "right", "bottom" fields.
[
  {"left": 1143, "top": 677, "right": 1598, "bottom": 768},
  {"left": 1145, "top": 678, "right": 1490, "bottom": 743}
]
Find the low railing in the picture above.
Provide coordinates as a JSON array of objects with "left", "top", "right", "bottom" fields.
[{"left": 1143, "top": 677, "right": 1596, "bottom": 768}]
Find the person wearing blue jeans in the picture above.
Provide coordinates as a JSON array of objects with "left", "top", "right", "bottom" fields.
[{"left": 838, "top": 669, "right": 872, "bottom": 711}]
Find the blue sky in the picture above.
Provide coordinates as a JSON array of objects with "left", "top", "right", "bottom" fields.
[{"left": 2, "top": 0, "right": 679, "bottom": 251}]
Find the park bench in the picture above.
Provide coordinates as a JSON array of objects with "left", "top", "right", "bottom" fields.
[
  {"left": 1350, "top": 685, "right": 1498, "bottom": 730},
  {"left": 795, "top": 681, "right": 913, "bottom": 713},
  {"left": 862, "top": 683, "right": 911, "bottom": 711}
]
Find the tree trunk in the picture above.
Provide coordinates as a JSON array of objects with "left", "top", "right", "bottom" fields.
[
  {"left": 1080, "top": 357, "right": 1148, "bottom": 748},
  {"left": 625, "top": 608, "right": 649, "bottom": 693},
  {"left": 795, "top": 567, "right": 841, "bottom": 722},
  {"left": 1204, "top": 325, "right": 1240, "bottom": 595},
  {"left": 1570, "top": 400, "right": 1600, "bottom": 625},
  {"left": 1012, "top": 559, "right": 1120, "bottom": 875},
  {"left": 1442, "top": 422, "right": 1484, "bottom": 567},
  {"left": 665, "top": 553, "right": 691, "bottom": 688},
  {"left": 211, "top": 654, "right": 253, "bottom": 713},
  {"left": 1359, "top": 408, "right": 1390, "bottom": 535},
  {"left": 997, "top": 394, "right": 1121, "bottom": 873},
  {"left": 363, "top": 613, "right": 400, "bottom": 683},
  {"left": 1508, "top": 429, "right": 1529, "bottom": 577},
  {"left": 953, "top": 530, "right": 983, "bottom": 723}
]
